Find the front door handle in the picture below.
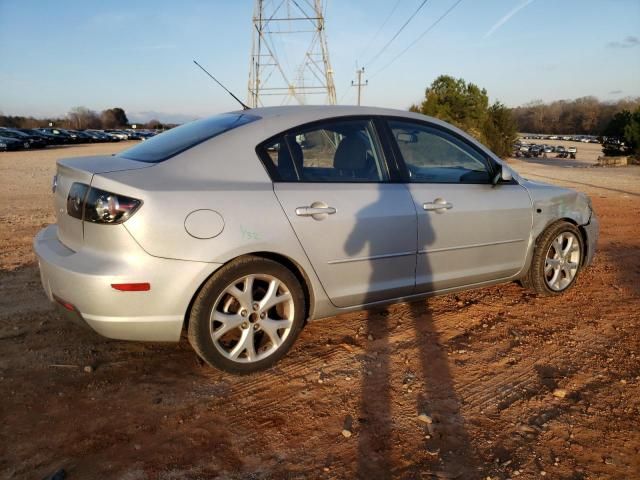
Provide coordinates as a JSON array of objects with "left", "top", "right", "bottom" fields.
[
  {"left": 295, "top": 201, "right": 336, "bottom": 220},
  {"left": 423, "top": 198, "right": 453, "bottom": 213}
]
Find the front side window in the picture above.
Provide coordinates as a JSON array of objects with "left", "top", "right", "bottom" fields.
[
  {"left": 118, "top": 113, "right": 259, "bottom": 163},
  {"left": 388, "top": 120, "right": 491, "bottom": 183},
  {"left": 259, "top": 119, "right": 388, "bottom": 183}
]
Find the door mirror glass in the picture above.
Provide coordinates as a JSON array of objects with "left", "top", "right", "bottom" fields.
[{"left": 492, "top": 164, "right": 513, "bottom": 185}]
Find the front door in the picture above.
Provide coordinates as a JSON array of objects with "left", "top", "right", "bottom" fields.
[
  {"left": 386, "top": 119, "right": 532, "bottom": 292},
  {"left": 259, "top": 117, "right": 417, "bottom": 308}
]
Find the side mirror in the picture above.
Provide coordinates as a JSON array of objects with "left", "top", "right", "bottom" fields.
[
  {"left": 492, "top": 164, "right": 513, "bottom": 186},
  {"left": 501, "top": 166, "right": 513, "bottom": 181}
]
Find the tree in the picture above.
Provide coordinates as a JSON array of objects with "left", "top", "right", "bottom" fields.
[
  {"left": 413, "top": 75, "right": 489, "bottom": 137},
  {"left": 411, "top": 75, "right": 515, "bottom": 157},
  {"left": 100, "top": 107, "right": 129, "bottom": 128},
  {"left": 67, "top": 106, "right": 101, "bottom": 129},
  {"left": 601, "top": 108, "right": 640, "bottom": 156},
  {"left": 511, "top": 97, "right": 640, "bottom": 135},
  {"left": 145, "top": 119, "right": 163, "bottom": 130},
  {"left": 624, "top": 108, "right": 640, "bottom": 154},
  {"left": 603, "top": 110, "right": 632, "bottom": 138},
  {"left": 483, "top": 102, "right": 517, "bottom": 158}
]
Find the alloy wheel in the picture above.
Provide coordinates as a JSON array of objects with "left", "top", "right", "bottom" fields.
[
  {"left": 544, "top": 231, "right": 581, "bottom": 291},
  {"left": 209, "top": 274, "right": 294, "bottom": 363}
]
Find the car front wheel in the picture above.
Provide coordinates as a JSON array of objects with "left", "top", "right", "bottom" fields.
[
  {"left": 522, "top": 221, "right": 584, "bottom": 296},
  {"left": 188, "top": 256, "right": 306, "bottom": 374}
]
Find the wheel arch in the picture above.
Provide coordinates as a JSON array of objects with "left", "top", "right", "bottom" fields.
[
  {"left": 535, "top": 217, "right": 589, "bottom": 266},
  {"left": 182, "top": 251, "right": 315, "bottom": 333}
]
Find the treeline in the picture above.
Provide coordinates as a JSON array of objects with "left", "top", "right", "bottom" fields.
[
  {"left": 0, "top": 106, "right": 168, "bottom": 130},
  {"left": 410, "top": 75, "right": 517, "bottom": 158},
  {"left": 512, "top": 97, "right": 640, "bottom": 135}
]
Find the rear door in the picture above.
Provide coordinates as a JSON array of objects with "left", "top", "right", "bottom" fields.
[
  {"left": 258, "top": 117, "right": 417, "bottom": 308},
  {"left": 384, "top": 118, "right": 532, "bottom": 292}
]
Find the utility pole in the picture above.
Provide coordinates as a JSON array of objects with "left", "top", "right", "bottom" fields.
[
  {"left": 351, "top": 67, "right": 368, "bottom": 106},
  {"left": 247, "top": 0, "right": 337, "bottom": 107}
]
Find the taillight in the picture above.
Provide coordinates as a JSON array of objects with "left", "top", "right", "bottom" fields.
[
  {"left": 66, "top": 183, "right": 89, "bottom": 220},
  {"left": 84, "top": 187, "right": 141, "bottom": 224},
  {"left": 66, "top": 183, "right": 141, "bottom": 224}
]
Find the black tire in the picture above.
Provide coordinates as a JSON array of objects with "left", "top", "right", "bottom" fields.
[
  {"left": 188, "top": 255, "right": 306, "bottom": 374},
  {"left": 522, "top": 221, "right": 584, "bottom": 296}
]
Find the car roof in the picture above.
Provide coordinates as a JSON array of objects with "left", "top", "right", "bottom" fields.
[
  {"left": 234, "top": 104, "right": 435, "bottom": 124},
  {"left": 229, "top": 105, "right": 486, "bottom": 149}
]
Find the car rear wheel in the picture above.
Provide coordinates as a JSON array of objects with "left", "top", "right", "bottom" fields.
[
  {"left": 522, "top": 221, "right": 583, "bottom": 296},
  {"left": 188, "top": 256, "right": 306, "bottom": 374}
]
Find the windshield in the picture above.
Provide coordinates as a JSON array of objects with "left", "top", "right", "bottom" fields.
[{"left": 117, "top": 113, "right": 259, "bottom": 163}]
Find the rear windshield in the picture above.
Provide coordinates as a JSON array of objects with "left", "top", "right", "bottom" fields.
[{"left": 117, "top": 113, "right": 259, "bottom": 163}]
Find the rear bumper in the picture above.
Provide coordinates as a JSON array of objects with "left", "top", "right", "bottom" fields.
[
  {"left": 34, "top": 225, "right": 218, "bottom": 342},
  {"left": 582, "top": 210, "right": 599, "bottom": 267}
]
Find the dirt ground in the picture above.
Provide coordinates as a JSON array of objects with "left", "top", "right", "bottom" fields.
[{"left": 1, "top": 142, "right": 639, "bottom": 480}]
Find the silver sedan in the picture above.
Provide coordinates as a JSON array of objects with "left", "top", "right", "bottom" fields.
[{"left": 34, "top": 106, "right": 598, "bottom": 373}]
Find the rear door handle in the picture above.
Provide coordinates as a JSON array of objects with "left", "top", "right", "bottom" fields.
[
  {"left": 423, "top": 198, "right": 453, "bottom": 213},
  {"left": 295, "top": 201, "right": 336, "bottom": 220}
]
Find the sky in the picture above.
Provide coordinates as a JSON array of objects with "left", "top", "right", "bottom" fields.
[{"left": 1, "top": 0, "right": 639, "bottom": 123}]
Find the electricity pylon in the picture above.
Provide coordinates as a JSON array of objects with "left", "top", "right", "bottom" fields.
[{"left": 247, "top": 0, "right": 337, "bottom": 107}]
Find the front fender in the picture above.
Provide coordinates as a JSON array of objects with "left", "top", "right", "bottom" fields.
[{"left": 518, "top": 179, "right": 596, "bottom": 275}]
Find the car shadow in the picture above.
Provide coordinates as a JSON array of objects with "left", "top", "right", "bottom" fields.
[{"left": 345, "top": 186, "right": 480, "bottom": 478}]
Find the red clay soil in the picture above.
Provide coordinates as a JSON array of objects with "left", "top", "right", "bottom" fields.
[{"left": 1, "top": 167, "right": 639, "bottom": 479}]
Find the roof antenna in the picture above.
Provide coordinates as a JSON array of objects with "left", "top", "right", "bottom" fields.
[{"left": 193, "top": 59, "right": 250, "bottom": 110}]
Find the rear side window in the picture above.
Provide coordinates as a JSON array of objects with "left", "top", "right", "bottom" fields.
[
  {"left": 118, "top": 113, "right": 259, "bottom": 163},
  {"left": 257, "top": 118, "right": 389, "bottom": 183}
]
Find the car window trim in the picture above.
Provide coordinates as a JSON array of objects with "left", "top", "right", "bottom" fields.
[
  {"left": 381, "top": 116, "right": 502, "bottom": 185},
  {"left": 255, "top": 115, "right": 403, "bottom": 184}
]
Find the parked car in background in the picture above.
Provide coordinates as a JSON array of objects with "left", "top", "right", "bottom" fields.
[
  {"left": 0, "top": 128, "right": 47, "bottom": 149},
  {"left": 0, "top": 126, "right": 145, "bottom": 148},
  {"left": 124, "top": 130, "right": 144, "bottom": 140},
  {"left": 19, "top": 128, "right": 61, "bottom": 145},
  {"left": 529, "top": 145, "right": 543, "bottom": 157},
  {"left": 37, "top": 128, "right": 74, "bottom": 144},
  {"left": 70, "top": 130, "right": 97, "bottom": 143},
  {"left": 105, "top": 130, "right": 130, "bottom": 140},
  {"left": 34, "top": 106, "right": 599, "bottom": 373},
  {"left": 137, "top": 131, "right": 157, "bottom": 140},
  {"left": 0, "top": 135, "right": 28, "bottom": 151},
  {"left": 84, "top": 130, "right": 118, "bottom": 142}
]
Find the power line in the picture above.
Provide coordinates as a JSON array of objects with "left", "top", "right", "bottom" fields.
[
  {"left": 338, "top": 78, "right": 353, "bottom": 104},
  {"left": 364, "top": 0, "right": 429, "bottom": 68},
  {"left": 370, "top": 0, "right": 464, "bottom": 79},
  {"left": 357, "top": 0, "right": 402, "bottom": 61}
]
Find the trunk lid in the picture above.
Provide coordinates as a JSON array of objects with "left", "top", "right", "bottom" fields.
[{"left": 54, "top": 155, "right": 153, "bottom": 251}]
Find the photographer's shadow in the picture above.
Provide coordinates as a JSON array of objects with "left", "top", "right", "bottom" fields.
[{"left": 345, "top": 185, "right": 480, "bottom": 479}]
